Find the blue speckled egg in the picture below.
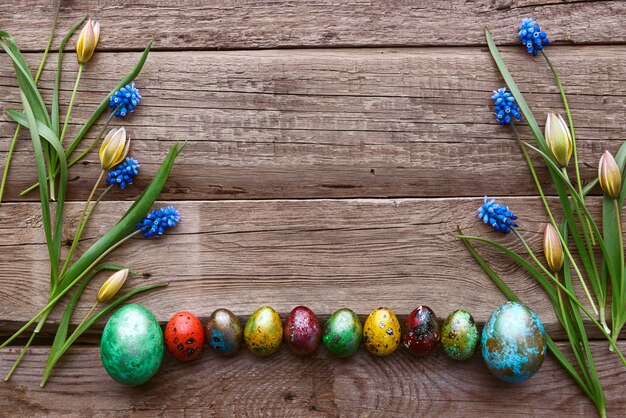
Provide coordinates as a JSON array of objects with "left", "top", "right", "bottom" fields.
[{"left": 481, "top": 302, "right": 546, "bottom": 383}]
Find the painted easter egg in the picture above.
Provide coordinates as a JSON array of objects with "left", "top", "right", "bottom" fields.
[
  {"left": 244, "top": 306, "right": 283, "bottom": 356},
  {"left": 481, "top": 302, "right": 546, "bottom": 383},
  {"left": 441, "top": 309, "right": 479, "bottom": 360},
  {"left": 100, "top": 304, "right": 163, "bottom": 386},
  {"left": 284, "top": 306, "right": 322, "bottom": 356},
  {"left": 164, "top": 311, "right": 205, "bottom": 361},
  {"left": 205, "top": 308, "right": 243, "bottom": 356},
  {"left": 362, "top": 307, "right": 401, "bottom": 356},
  {"left": 403, "top": 305, "right": 440, "bottom": 356},
  {"left": 322, "top": 308, "right": 362, "bottom": 358}
]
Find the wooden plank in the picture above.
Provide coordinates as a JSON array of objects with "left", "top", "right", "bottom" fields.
[
  {"left": 0, "top": 197, "right": 606, "bottom": 338},
  {"left": 1, "top": 342, "right": 624, "bottom": 416},
  {"left": 2, "top": 1, "right": 626, "bottom": 51},
  {"left": 1, "top": 46, "right": 625, "bottom": 200}
]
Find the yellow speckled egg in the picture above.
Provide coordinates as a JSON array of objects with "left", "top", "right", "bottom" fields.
[
  {"left": 244, "top": 306, "right": 283, "bottom": 356},
  {"left": 363, "top": 307, "right": 401, "bottom": 356}
]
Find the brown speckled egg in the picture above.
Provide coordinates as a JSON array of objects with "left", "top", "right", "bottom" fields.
[{"left": 164, "top": 311, "right": 205, "bottom": 361}]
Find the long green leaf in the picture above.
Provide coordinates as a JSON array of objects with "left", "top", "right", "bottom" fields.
[
  {"left": 65, "top": 42, "right": 152, "bottom": 158},
  {"left": 0, "top": 143, "right": 184, "bottom": 349},
  {"left": 459, "top": 233, "right": 592, "bottom": 399},
  {"left": 41, "top": 282, "right": 167, "bottom": 386},
  {"left": 5, "top": 108, "right": 68, "bottom": 283},
  {"left": 458, "top": 234, "right": 557, "bottom": 303},
  {"left": 21, "top": 41, "right": 154, "bottom": 196},
  {"left": 58, "top": 142, "right": 184, "bottom": 292},
  {"left": 0, "top": 33, "right": 51, "bottom": 127},
  {"left": 486, "top": 27, "right": 603, "bottom": 315},
  {"left": 44, "top": 263, "right": 131, "bottom": 376},
  {"left": 601, "top": 142, "right": 626, "bottom": 336}
]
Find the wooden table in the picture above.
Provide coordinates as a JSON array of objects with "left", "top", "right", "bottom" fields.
[{"left": 1, "top": 1, "right": 626, "bottom": 416}]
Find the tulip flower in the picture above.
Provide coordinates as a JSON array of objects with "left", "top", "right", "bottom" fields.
[
  {"left": 545, "top": 113, "right": 572, "bottom": 168},
  {"left": 99, "top": 127, "right": 130, "bottom": 170},
  {"left": 599, "top": 151, "right": 622, "bottom": 199},
  {"left": 543, "top": 224, "right": 564, "bottom": 274},
  {"left": 97, "top": 269, "right": 129, "bottom": 303},
  {"left": 76, "top": 19, "right": 100, "bottom": 65}
]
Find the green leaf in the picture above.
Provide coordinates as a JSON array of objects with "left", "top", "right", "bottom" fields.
[
  {"left": 58, "top": 142, "right": 185, "bottom": 292},
  {"left": 458, "top": 231, "right": 592, "bottom": 399},
  {"left": 0, "top": 143, "right": 184, "bottom": 349},
  {"left": 41, "top": 282, "right": 167, "bottom": 387},
  {"left": 65, "top": 42, "right": 153, "bottom": 159},
  {"left": 458, "top": 234, "right": 557, "bottom": 303},
  {"left": 44, "top": 263, "right": 130, "bottom": 378},
  {"left": 485, "top": 28, "right": 603, "bottom": 311},
  {"left": 20, "top": 41, "right": 154, "bottom": 196}
]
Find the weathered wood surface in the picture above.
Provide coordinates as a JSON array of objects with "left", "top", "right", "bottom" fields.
[
  {"left": 3, "top": 1, "right": 626, "bottom": 51},
  {"left": 1, "top": 46, "right": 625, "bottom": 200},
  {"left": 1, "top": 342, "right": 625, "bottom": 417},
  {"left": 0, "top": 198, "right": 605, "bottom": 338},
  {"left": 2, "top": 0, "right": 626, "bottom": 416}
]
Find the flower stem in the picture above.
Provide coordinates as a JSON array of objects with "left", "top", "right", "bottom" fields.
[
  {"left": 60, "top": 64, "right": 84, "bottom": 146},
  {"left": 511, "top": 229, "right": 624, "bottom": 363},
  {"left": 0, "top": 7, "right": 59, "bottom": 205},
  {"left": 73, "top": 302, "right": 99, "bottom": 336},
  {"left": 59, "top": 170, "right": 105, "bottom": 279},
  {"left": 511, "top": 123, "right": 598, "bottom": 316},
  {"left": 4, "top": 310, "right": 52, "bottom": 381},
  {"left": 19, "top": 108, "right": 116, "bottom": 197},
  {"left": 0, "top": 231, "right": 140, "bottom": 350},
  {"left": 541, "top": 50, "right": 594, "bottom": 246},
  {"left": 612, "top": 198, "right": 625, "bottom": 342}
]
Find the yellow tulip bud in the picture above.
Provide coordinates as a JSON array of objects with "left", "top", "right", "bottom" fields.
[
  {"left": 99, "top": 127, "right": 129, "bottom": 170},
  {"left": 76, "top": 19, "right": 100, "bottom": 65},
  {"left": 545, "top": 113, "right": 572, "bottom": 168},
  {"left": 543, "top": 224, "right": 564, "bottom": 274},
  {"left": 599, "top": 151, "right": 622, "bottom": 199},
  {"left": 97, "top": 269, "right": 129, "bottom": 303}
]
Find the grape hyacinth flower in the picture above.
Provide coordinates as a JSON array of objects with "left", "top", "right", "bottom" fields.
[
  {"left": 492, "top": 87, "right": 522, "bottom": 125},
  {"left": 137, "top": 206, "right": 181, "bottom": 238},
  {"left": 106, "top": 157, "right": 140, "bottom": 189},
  {"left": 518, "top": 18, "right": 549, "bottom": 56},
  {"left": 478, "top": 196, "right": 518, "bottom": 234},
  {"left": 109, "top": 82, "right": 142, "bottom": 118}
]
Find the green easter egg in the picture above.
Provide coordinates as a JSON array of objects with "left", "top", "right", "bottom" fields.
[
  {"left": 441, "top": 309, "right": 479, "bottom": 361},
  {"left": 322, "top": 308, "right": 362, "bottom": 358},
  {"left": 100, "top": 304, "right": 164, "bottom": 386}
]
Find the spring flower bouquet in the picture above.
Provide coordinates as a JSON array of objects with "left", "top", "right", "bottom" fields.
[
  {"left": 458, "top": 19, "right": 626, "bottom": 417},
  {"left": 0, "top": 15, "right": 183, "bottom": 386}
]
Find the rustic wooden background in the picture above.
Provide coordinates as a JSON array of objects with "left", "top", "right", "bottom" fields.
[{"left": 1, "top": 1, "right": 626, "bottom": 416}]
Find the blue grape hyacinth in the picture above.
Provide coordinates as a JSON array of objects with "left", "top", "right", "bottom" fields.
[
  {"left": 478, "top": 196, "right": 518, "bottom": 234},
  {"left": 137, "top": 206, "right": 181, "bottom": 238},
  {"left": 518, "top": 18, "right": 549, "bottom": 56},
  {"left": 109, "top": 81, "right": 142, "bottom": 118},
  {"left": 492, "top": 87, "right": 522, "bottom": 125},
  {"left": 106, "top": 157, "right": 140, "bottom": 189}
]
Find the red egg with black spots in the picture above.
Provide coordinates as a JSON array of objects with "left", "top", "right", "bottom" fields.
[
  {"left": 403, "top": 305, "right": 440, "bottom": 356},
  {"left": 164, "top": 311, "right": 205, "bottom": 361}
]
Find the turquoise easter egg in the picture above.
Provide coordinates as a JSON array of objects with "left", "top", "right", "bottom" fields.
[
  {"left": 100, "top": 304, "right": 164, "bottom": 386},
  {"left": 481, "top": 302, "right": 546, "bottom": 383}
]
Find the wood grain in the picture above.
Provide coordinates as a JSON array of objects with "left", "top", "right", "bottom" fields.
[
  {"left": 0, "top": 197, "right": 606, "bottom": 338},
  {"left": 2, "top": 1, "right": 626, "bottom": 51},
  {"left": 1, "top": 342, "right": 625, "bottom": 417},
  {"left": 1, "top": 46, "right": 625, "bottom": 201}
]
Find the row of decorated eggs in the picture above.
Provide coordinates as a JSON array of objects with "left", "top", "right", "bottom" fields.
[{"left": 100, "top": 302, "right": 545, "bottom": 386}]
